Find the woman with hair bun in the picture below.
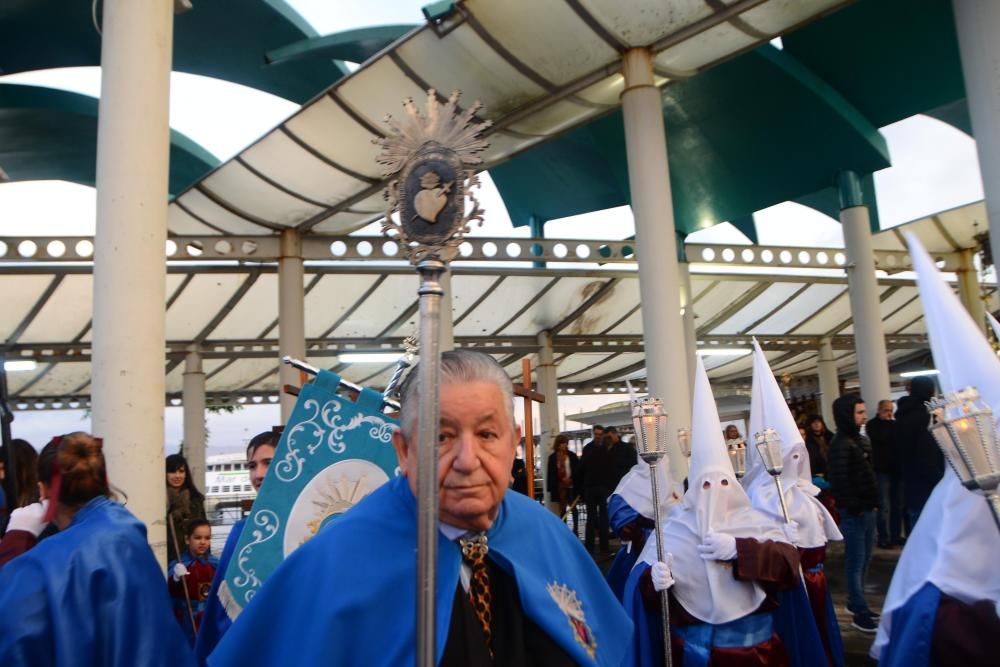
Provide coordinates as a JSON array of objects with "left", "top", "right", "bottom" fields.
[{"left": 0, "top": 432, "right": 195, "bottom": 666}]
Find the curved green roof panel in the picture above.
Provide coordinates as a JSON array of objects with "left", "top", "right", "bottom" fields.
[
  {"left": 0, "top": 84, "right": 219, "bottom": 194},
  {"left": 490, "top": 44, "right": 890, "bottom": 237},
  {"left": 0, "top": 1, "right": 348, "bottom": 104}
]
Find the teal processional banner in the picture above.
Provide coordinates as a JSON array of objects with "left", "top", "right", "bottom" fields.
[{"left": 219, "top": 369, "right": 400, "bottom": 619}]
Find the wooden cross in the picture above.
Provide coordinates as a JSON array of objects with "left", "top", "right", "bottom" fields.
[{"left": 515, "top": 358, "right": 546, "bottom": 499}]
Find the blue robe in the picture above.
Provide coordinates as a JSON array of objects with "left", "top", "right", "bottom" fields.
[
  {"left": 773, "top": 580, "right": 829, "bottom": 667},
  {"left": 210, "top": 476, "right": 631, "bottom": 666},
  {"left": 877, "top": 582, "right": 939, "bottom": 667},
  {"left": 607, "top": 493, "right": 644, "bottom": 601},
  {"left": 0, "top": 496, "right": 196, "bottom": 667},
  {"left": 194, "top": 517, "right": 245, "bottom": 666}
]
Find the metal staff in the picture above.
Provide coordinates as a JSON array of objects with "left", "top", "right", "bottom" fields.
[
  {"left": 753, "top": 428, "right": 790, "bottom": 523},
  {"left": 281, "top": 356, "right": 400, "bottom": 411},
  {"left": 167, "top": 514, "right": 199, "bottom": 639},
  {"left": 375, "top": 89, "right": 491, "bottom": 667},
  {"left": 631, "top": 397, "right": 673, "bottom": 667}
]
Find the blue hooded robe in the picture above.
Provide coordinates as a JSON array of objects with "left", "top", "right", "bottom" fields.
[
  {"left": 607, "top": 493, "right": 644, "bottom": 600},
  {"left": 0, "top": 496, "right": 196, "bottom": 667},
  {"left": 210, "top": 475, "right": 631, "bottom": 666}
]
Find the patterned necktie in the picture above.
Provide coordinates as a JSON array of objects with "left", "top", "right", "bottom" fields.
[{"left": 459, "top": 532, "right": 493, "bottom": 652}]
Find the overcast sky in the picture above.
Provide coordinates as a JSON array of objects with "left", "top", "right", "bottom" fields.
[{"left": 0, "top": 1, "right": 986, "bottom": 455}]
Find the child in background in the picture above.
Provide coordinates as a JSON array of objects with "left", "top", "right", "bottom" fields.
[{"left": 168, "top": 519, "right": 218, "bottom": 646}]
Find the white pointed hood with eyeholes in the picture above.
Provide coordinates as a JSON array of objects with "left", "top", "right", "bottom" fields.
[
  {"left": 743, "top": 339, "right": 842, "bottom": 547},
  {"left": 872, "top": 234, "right": 1000, "bottom": 659},
  {"left": 637, "top": 357, "right": 787, "bottom": 624}
]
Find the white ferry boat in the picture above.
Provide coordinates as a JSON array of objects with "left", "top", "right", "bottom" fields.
[{"left": 204, "top": 453, "right": 256, "bottom": 554}]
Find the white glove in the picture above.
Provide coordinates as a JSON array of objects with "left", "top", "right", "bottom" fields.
[
  {"left": 7, "top": 501, "right": 49, "bottom": 537},
  {"left": 651, "top": 554, "right": 675, "bottom": 592},
  {"left": 782, "top": 521, "right": 800, "bottom": 545},
  {"left": 172, "top": 562, "right": 190, "bottom": 581},
  {"left": 697, "top": 532, "right": 737, "bottom": 561}
]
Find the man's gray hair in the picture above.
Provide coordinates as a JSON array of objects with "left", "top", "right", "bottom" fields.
[{"left": 398, "top": 349, "right": 515, "bottom": 438}]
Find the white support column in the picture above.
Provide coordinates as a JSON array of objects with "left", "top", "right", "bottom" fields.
[
  {"left": 953, "top": 0, "right": 1000, "bottom": 273},
  {"left": 817, "top": 337, "right": 840, "bottom": 429},
  {"left": 278, "top": 229, "right": 306, "bottom": 422},
  {"left": 91, "top": 0, "right": 173, "bottom": 565},
  {"left": 439, "top": 271, "right": 455, "bottom": 352},
  {"left": 537, "top": 331, "right": 560, "bottom": 513},
  {"left": 182, "top": 347, "right": 206, "bottom": 493},
  {"left": 839, "top": 172, "right": 891, "bottom": 416},
  {"left": 679, "top": 262, "right": 698, "bottom": 393},
  {"left": 621, "top": 48, "right": 691, "bottom": 483},
  {"left": 956, "top": 248, "right": 986, "bottom": 333}
]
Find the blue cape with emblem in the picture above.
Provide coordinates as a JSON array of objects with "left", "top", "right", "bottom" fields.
[
  {"left": 0, "top": 496, "right": 196, "bottom": 667},
  {"left": 210, "top": 475, "right": 631, "bottom": 666}
]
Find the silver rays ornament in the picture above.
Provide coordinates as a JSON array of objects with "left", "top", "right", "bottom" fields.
[
  {"left": 377, "top": 90, "right": 491, "bottom": 263},
  {"left": 376, "top": 90, "right": 490, "bottom": 667}
]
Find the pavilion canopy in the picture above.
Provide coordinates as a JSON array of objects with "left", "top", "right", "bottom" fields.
[
  {"left": 1, "top": 201, "right": 992, "bottom": 409},
  {"left": 161, "top": 0, "right": 851, "bottom": 237}
]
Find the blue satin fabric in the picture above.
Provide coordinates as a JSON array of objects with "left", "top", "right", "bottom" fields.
[
  {"left": 774, "top": 577, "right": 829, "bottom": 667},
  {"left": 673, "top": 613, "right": 773, "bottom": 667},
  {"left": 210, "top": 475, "right": 632, "bottom": 666},
  {"left": 878, "top": 581, "right": 940, "bottom": 667},
  {"left": 194, "top": 517, "right": 245, "bottom": 666},
  {"left": 607, "top": 494, "right": 643, "bottom": 601},
  {"left": 0, "top": 496, "right": 196, "bottom": 667},
  {"left": 806, "top": 563, "right": 845, "bottom": 667}
]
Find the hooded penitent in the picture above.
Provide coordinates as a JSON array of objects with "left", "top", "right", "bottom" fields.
[
  {"left": 871, "top": 234, "right": 1000, "bottom": 659},
  {"left": 637, "top": 357, "right": 786, "bottom": 625},
  {"left": 613, "top": 459, "right": 684, "bottom": 523},
  {"left": 743, "top": 339, "right": 842, "bottom": 548}
]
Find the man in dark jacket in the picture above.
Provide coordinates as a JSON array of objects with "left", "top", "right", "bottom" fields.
[
  {"left": 579, "top": 426, "right": 612, "bottom": 554},
  {"left": 607, "top": 426, "right": 637, "bottom": 489},
  {"left": 867, "top": 399, "right": 903, "bottom": 547},
  {"left": 829, "top": 394, "right": 880, "bottom": 633},
  {"left": 895, "top": 376, "right": 945, "bottom": 529}
]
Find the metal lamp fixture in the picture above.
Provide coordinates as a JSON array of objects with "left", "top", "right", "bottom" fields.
[
  {"left": 629, "top": 396, "right": 672, "bottom": 667},
  {"left": 726, "top": 437, "right": 747, "bottom": 479},
  {"left": 927, "top": 386, "right": 1000, "bottom": 530},
  {"left": 753, "top": 428, "right": 790, "bottom": 523},
  {"left": 677, "top": 427, "right": 691, "bottom": 459}
]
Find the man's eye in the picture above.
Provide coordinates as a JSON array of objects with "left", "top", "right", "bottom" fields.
[{"left": 479, "top": 431, "right": 498, "bottom": 440}]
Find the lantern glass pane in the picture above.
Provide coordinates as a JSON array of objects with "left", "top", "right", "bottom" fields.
[
  {"left": 932, "top": 422, "right": 973, "bottom": 482},
  {"left": 955, "top": 416, "right": 992, "bottom": 477}
]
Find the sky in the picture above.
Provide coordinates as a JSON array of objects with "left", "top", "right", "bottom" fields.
[{"left": 0, "top": 1, "right": 988, "bottom": 456}]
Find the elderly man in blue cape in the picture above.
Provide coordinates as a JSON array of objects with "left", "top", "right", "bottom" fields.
[
  {"left": 623, "top": 358, "right": 801, "bottom": 667},
  {"left": 870, "top": 235, "right": 1000, "bottom": 667},
  {"left": 210, "top": 350, "right": 630, "bottom": 666}
]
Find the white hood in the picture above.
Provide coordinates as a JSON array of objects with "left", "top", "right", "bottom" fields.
[
  {"left": 872, "top": 234, "right": 1000, "bottom": 659},
  {"left": 639, "top": 357, "right": 786, "bottom": 624},
  {"left": 743, "top": 339, "right": 841, "bottom": 547}
]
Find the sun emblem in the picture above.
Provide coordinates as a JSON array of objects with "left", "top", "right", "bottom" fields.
[
  {"left": 301, "top": 473, "right": 372, "bottom": 545},
  {"left": 375, "top": 89, "right": 491, "bottom": 262},
  {"left": 547, "top": 581, "right": 597, "bottom": 659}
]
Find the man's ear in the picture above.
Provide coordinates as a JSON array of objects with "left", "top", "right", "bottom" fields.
[
  {"left": 512, "top": 424, "right": 522, "bottom": 449},
  {"left": 392, "top": 427, "right": 410, "bottom": 476}
]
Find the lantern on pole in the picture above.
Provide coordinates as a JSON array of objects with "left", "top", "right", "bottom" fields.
[
  {"left": 726, "top": 437, "right": 747, "bottom": 479},
  {"left": 927, "top": 386, "right": 1000, "bottom": 530},
  {"left": 677, "top": 427, "right": 691, "bottom": 460},
  {"left": 753, "top": 428, "right": 790, "bottom": 523},
  {"left": 631, "top": 396, "right": 673, "bottom": 667}
]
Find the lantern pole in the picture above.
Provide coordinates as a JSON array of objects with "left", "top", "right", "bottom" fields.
[{"left": 631, "top": 397, "right": 673, "bottom": 667}]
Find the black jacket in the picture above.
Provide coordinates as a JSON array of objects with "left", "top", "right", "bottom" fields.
[
  {"left": 579, "top": 440, "right": 614, "bottom": 492},
  {"left": 609, "top": 441, "right": 638, "bottom": 489},
  {"left": 545, "top": 450, "right": 580, "bottom": 497},
  {"left": 866, "top": 416, "right": 897, "bottom": 475},
  {"left": 828, "top": 396, "right": 879, "bottom": 516},
  {"left": 895, "top": 377, "right": 945, "bottom": 512}
]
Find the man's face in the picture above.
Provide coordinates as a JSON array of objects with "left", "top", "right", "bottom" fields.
[
  {"left": 186, "top": 525, "right": 212, "bottom": 558},
  {"left": 393, "top": 380, "right": 519, "bottom": 532},
  {"left": 593, "top": 428, "right": 604, "bottom": 441},
  {"left": 878, "top": 402, "right": 893, "bottom": 420},
  {"left": 854, "top": 403, "right": 867, "bottom": 427},
  {"left": 247, "top": 444, "right": 276, "bottom": 491}
]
